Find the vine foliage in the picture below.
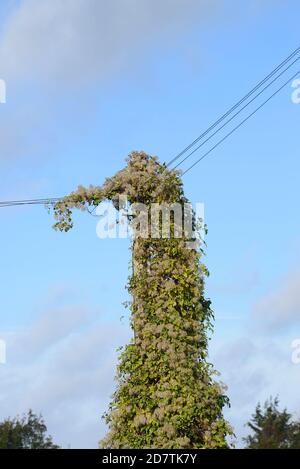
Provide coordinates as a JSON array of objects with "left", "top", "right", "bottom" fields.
[{"left": 51, "top": 151, "right": 232, "bottom": 448}]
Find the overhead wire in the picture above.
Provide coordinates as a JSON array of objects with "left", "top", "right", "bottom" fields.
[{"left": 166, "top": 45, "right": 300, "bottom": 168}]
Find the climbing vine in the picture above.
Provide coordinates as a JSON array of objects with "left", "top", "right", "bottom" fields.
[{"left": 51, "top": 151, "right": 232, "bottom": 448}]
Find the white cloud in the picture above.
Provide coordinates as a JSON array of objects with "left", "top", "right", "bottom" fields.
[
  {"left": 0, "top": 0, "right": 223, "bottom": 163},
  {"left": 0, "top": 0, "right": 220, "bottom": 85},
  {"left": 212, "top": 334, "right": 300, "bottom": 447},
  {"left": 252, "top": 272, "right": 300, "bottom": 331},
  {"left": 210, "top": 268, "right": 300, "bottom": 445},
  {"left": 0, "top": 288, "right": 130, "bottom": 448}
]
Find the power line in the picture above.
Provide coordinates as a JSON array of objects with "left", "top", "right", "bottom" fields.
[
  {"left": 173, "top": 57, "right": 299, "bottom": 170},
  {"left": 167, "top": 45, "right": 300, "bottom": 168},
  {"left": 182, "top": 69, "right": 300, "bottom": 175},
  {"left": 0, "top": 49, "right": 299, "bottom": 208},
  {"left": 0, "top": 197, "right": 62, "bottom": 207}
]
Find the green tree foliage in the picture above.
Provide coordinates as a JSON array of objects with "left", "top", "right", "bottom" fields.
[
  {"left": 0, "top": 410, "right": 59, "bottom": 449},
  {"left": 52, "top": 151, "right": 232, "bottom": 448},
  {"left": 244, "top": 397, "right": 300, "bottom": 449}
]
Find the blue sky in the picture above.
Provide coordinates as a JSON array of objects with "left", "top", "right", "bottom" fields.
[{"left": 0, "top": 0, "right": 300, "bottom": 448}]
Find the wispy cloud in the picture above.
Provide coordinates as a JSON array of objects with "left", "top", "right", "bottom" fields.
[
  {"left": 0, "top": 0, "right": 221, "bottom": 86},
  {"left": 0, "top": 287, "right": 130, "bottom": 448},
  {"left": 212, "top": 334, "right": 300, "bottom": 446},
  {"left": 252, "top": 272, "right": 300, "bottom": 332},
  {"left": 0, "top": 0, "right": 223, "bottom": 163}
]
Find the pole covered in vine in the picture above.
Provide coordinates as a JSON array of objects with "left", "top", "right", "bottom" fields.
[{"left": 51, "top": 151, "right": 231, "bottom": 448}]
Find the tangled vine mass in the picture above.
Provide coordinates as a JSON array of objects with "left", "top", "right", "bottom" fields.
[{"left": 51, "top": 151, "right": 232, "bottom": 448}]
